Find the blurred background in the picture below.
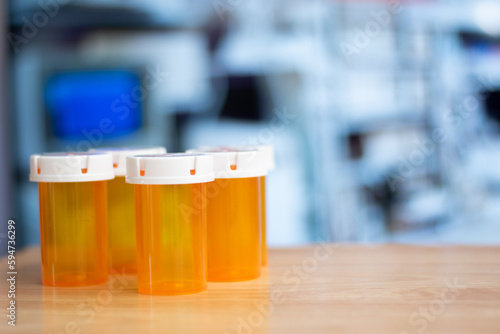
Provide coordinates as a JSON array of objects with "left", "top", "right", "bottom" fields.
[{"left": 3, "top": 0, "right": 500, "bottom": 255}]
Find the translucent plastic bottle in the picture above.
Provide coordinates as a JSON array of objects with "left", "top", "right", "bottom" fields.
[
  {"left": 30, "top": 152, "right": 114, "bottom": 286},
  {"left": 187, "top": 147, "right": 267, "bottom": 282},
  {"left": 126, "top": 153, "right": 214, "bottom": 295},
  {"left": 194, "top": 145, "right": 275, "bottom": 266},
  {"left": 90, "top": 147, "right": 166, "bottom": 274}
]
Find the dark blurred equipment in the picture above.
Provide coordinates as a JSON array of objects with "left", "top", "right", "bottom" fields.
[
  {"left": 220, "top": 76, "right": 264, "bottom": 121},
  {"left": 484, "top": 91, "right": 500, "bottom": 126},
  {"left": 347, "top": 133, "right": 363, "bottom": 160}
]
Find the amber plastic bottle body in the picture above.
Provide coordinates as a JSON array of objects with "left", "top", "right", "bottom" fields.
[
  {"left": 207, "top": 177, "right": 261, "bottom": 282},
  {"left": 38, "top": 181, "right": 108, "bottom": 287},
  {"left": 107, "top": 176, "right": 136, "bottom": 273},
  {"left": 135, "top": 183, "right": 207, "bottom": 295},
  {"left": 260, "top": 176, "right": 267, "bottom": 266}
]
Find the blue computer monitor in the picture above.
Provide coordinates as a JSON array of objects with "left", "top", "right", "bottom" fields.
[{"left": 44, "top": 69, "right": 143, "bottom": 140}]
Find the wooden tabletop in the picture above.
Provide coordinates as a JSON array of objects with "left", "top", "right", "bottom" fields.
[{"left": 1, "top": 244, "right": 500, "bottom": 334}]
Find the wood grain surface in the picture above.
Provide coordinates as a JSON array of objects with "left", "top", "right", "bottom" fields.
[{"left": 1, "top": 244, "right": 500, "bottom": 334}]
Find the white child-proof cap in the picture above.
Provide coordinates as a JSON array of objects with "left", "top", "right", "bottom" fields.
[
  {"left": 126, "top": 153, "right": 214, "bottom": 185},
  {"left": 194, "top": 145, "right": 276, "bottom": 172},
  {"left": 89, "top": 146, "right": 166, "bottom": 176},
  {"left": 186, "top": 147, "right": 268, "bottom": 179},
  {"left": 256, "top": 145, "right": 275, "bottom": 171},
  {"left": 30, "top": 152, "right": 115, "bottom": 183}
]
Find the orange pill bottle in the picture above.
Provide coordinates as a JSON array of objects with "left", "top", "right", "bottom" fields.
[
  {"left": 90, "top": 147, "right": 166, "bottom": 274},
  {"left": 126, "top": 153, "right": 214, "bottom": 295},
  {"left": 187, "top": 147, "right": 267, "bottom": 282},
  {"left": 30, "top": 152, "right": 114, "bottom": 286}
]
